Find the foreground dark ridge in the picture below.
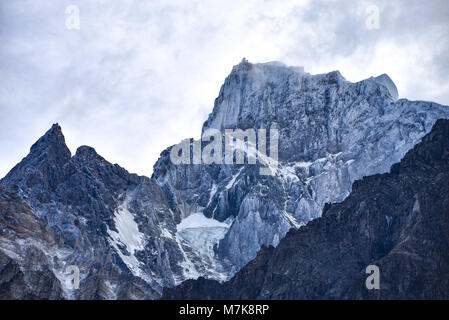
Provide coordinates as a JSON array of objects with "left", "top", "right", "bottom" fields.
[{"left": 163, "top": 119, "right": 449, "bottom": 299}]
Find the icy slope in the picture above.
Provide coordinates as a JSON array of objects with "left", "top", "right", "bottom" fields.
[{"left": 153, "top": 60, "right": 449, "bottom": 274}]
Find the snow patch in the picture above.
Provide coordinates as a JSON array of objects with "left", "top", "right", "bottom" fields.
[
  {"left": 107, "top": 196, "right": 146, "bottom": 279},
  {"left": 177, "top": 212, "right": 230, "bottom": 232},
  {"left": 225, "top": 168, "right": 244, "bottom": 189},
  {"left": 207, "top": 183, "right": 218, "bottom": 207}
]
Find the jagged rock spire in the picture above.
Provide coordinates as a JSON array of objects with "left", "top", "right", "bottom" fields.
[{"left": 1, "top": 123, "right": 71, "bottom": 192}]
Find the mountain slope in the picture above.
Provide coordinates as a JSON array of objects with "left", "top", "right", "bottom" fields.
[
  {"left": 1, "top": 60, "right": 449, "bottom": 299},
  {"left": 163, "top": 119, "right": 449, "bottom": 300},
  {"left": 0, "top": 125, "right": 204, "bottom": 299},
  {"left": 153, "top": 60, "right": 449, "bottom": 275}
]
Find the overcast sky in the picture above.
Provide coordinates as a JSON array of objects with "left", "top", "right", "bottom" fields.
[{"left": 1, "top": 0, "right": 449, "bottom": 178}]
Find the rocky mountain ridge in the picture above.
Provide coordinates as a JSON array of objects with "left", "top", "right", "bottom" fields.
[
  {"left": 163, "top": 119, "right": 449, "bottom": 299},
  {"left": 1, "top": 60, "right": 449, "bottom": 299},
  {"left": 152, "top": 60, "right": 449, "bottom": 273}
]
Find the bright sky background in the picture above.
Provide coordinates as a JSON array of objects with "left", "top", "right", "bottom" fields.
[{"left": 1, "top": 0, "right": 449, "bottom": 178}]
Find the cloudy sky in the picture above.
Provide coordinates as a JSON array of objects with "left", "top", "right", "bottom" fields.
[{"left": 1, "top": 0, "right": 448, "bottom": 178}]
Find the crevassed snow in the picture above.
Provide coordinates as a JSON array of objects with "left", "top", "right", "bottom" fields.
[
  {"left": 107, "top": 197, "right": 146, "bottom": 278},
  {"left": 176, "top": 212, "right": 233, "bottom": 281},
  {"left": 177, "top": 212, "right": 230, "bottom": 232}
]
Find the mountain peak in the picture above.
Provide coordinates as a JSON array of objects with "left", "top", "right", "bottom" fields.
[
  {"left": 73, "top": 145, "right": 105, "bottom": 166},
  {"left": 371, "top": 73, "right": 398, "bottom": 100},
  {"left": 1, "top": 123, "right": 71, "bottom": 189},
  {"left": 29, "top": 123, "right": 70, "bottom": 157},
  {"left": 75, "top": 145, "right": 98, "bottom": 157}
]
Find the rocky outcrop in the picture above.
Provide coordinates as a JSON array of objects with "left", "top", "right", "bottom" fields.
[
  {"left": 1, "top": 60, "right": 449, "bottom": 299},
  {"left": 0, "top": 125, "right": 197, "bottom": 299},
  {"left": 153, "top": 60, "right": 449, "bottom": 275},
  {"left": 162, "top": 119, "right": 449, "bottom": 299}
]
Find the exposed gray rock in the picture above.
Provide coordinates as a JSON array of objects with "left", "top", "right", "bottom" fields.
[
  {"left": 153, "top": 60, "right": 449, "bottom": 274},
  {"left": 1, "top": 60, "right": 449, "bottom": 299},
  {"left": 1, "top": 126, "right": 195, "bottom": 299},
  {"left": 163, "top": 119, "right": 449, "bottom": 300}
]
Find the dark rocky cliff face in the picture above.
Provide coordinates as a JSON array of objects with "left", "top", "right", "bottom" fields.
[
  {"left": 0, "top": 125, "right": 189, "bottom": 299},
  {"left": 162, "top": 119, "right": 449, "bottom": 300}
]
